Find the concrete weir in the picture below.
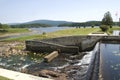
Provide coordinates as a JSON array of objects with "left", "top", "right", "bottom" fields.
[
  {"left": 25, "top": 35, "right": 120, "bottom": 80},
  {"left": 25, "top": 35, "right": 102, "bottom": 54},
  {"left": 25, "top": 36, "right": 120, "bottom": 54}
]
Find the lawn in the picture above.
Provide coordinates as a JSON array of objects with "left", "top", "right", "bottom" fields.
[
  {"left": 4, "top": 27, "right": 101, "bottom": 42},
  {"left": 4, "top": 26, "right": 120, "bottom": 42},
  {"left": 0, "top": 28, "right": 29, "bottom": 35},
  {"left": 48, "top": 27, "right": 101, "bottom": 37}
]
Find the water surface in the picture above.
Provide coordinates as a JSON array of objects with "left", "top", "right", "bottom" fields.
[{"left": 100, "top": 42, "right": 120, "bottom": 80}]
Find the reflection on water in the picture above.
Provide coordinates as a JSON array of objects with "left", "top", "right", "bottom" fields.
[{"left": 100, "top": 42, "right": 120, "bottom": 80}]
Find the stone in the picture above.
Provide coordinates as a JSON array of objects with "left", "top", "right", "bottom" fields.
[
  {"left": 21, "top": 68, "right": 28, "bottom": 73},
  {"left": 32, "top": 70, "right": 67, "bottom": 80}
]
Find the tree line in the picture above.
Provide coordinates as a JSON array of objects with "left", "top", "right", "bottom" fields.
[
  {"left": 10, "top": 23, "right": 51, "bottom": 28},
  {"left": 0, "top": 23, "right": 9, "bottom": 32},
  {"left": 58, "top": 21, "right": 101, "bottom": 27}
]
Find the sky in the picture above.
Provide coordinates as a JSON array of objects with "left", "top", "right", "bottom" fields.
[{"left": 0, "top": 0, "right": 120, "bottom": 23}]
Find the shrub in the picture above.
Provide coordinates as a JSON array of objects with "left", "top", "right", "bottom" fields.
[
  {"left": 42, "top": 32, "right": 46, "bottom": 35},
  {"left": 110, "top": 25, "right": 112, "bottom": 28},
  {"left": 100, "top": 25, "right": 109, "bottom": 32},
  {"left": 91, "top": 25, "right": 94, "bottom": 28}
]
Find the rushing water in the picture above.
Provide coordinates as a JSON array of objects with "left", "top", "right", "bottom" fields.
[
  {"left": 0, "top": 43, "right": 99, "bottom": 80},
  {"left": 100, "top": 41, "right": 120, "bottom": 80},
  {"left": 0, "top": 53, "right": 47, "bottom": 71}
]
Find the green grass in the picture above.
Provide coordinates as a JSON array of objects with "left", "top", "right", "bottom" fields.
[
  {"left": 0, "top": 76, "right": 11, "bottom": 80},
  {"left": 7, "top": 28, "right": 29, "bottom": 33},
  {"left": 1, "top": 26, "right": 120, "bottom": 42},
  {"left": 108, "top": 26, "right": 120, "bottom": 34},
  {"left": 48, "top": 28, "right": 101, "bottom": 37},
  {"left": 4, "top": 28, "right": 101, "bottom": 42},
  {"left": 4, "top": 34, "right": 49, "bottom": 42},
  {"left": 0, "top": 28, "right": 29, "bottom": 35}
]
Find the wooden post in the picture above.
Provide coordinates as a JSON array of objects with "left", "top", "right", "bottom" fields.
[{"left": 44, "top": 51, "right": 59, "bottom": 62}]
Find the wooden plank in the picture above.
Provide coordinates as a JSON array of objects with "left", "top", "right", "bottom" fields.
[{"left": 44, "top": 51, "right": 59, "bottom": 62}]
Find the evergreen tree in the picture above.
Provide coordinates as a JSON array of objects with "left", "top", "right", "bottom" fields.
[
  {"left": 0, "top": 23, "right": 2, "bottom": 28},
  {"left": 101, "top": 11, "right": 113, "bottom": 28}
]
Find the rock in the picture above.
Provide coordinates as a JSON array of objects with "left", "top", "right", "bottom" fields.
[
  {"left": 60, "top": 65, "right": 81, "bottom": 73},
  {"left": 21, "top": 68, "right": 28, "bottom": 73},
  {"left": 54, "top": 73, "right": 67, "bottom": 80},
  {"left": 69, "top": 52, "right": 86, "bottom": 60},
  {"left": 32, "top": 70, "right": 67, "bottom": 80},
  {"left": 12, "top": 48, "right": 17, "bottom": 54},
  {"left": 69, "top": 60, "right": 79, "bottom": 65}
]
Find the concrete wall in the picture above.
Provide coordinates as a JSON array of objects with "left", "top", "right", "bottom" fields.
[
  {"left": 26, "top": 40, "right": 79, "bottom": 54},
  {"left": 42, "top": 35, "right": 102, "bottom": 46},
  {"left": 41, "top": 36, "right": 87, "bottom": 46},
  {"left": 25, "top": 36, "right": 120, "bottom": 54},
  {"left": 25, "top": 36, "right": 102, "bottom": 54},
  {"left": 101, "top": 36, "right": 120, "bottom": 41}
]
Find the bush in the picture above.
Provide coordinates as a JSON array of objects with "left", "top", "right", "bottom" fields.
[
  {"left": 91, "top": 25, "right": 94, "bottom": 28},
  {"left": 110, "top": 25, "right": 112, "bottom": 28},
  {"left": 42, "top": 32, "right": 46, "bottom": 35},
  {"left": 100, "top": 25, "right": 109, "bottom": 32}
]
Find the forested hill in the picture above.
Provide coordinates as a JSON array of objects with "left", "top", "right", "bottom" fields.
[
  {"left": 58, "top": 21, "right": 101, "bottom": 27},
  {"left": 9, "top": 20, "right": 73, "bottom": 28},
  {"left": 25, "top": 20, "right": 73, "bottom": 26},
  {"left": 10, "top": 23, "right": 52, "bottom": 28}
]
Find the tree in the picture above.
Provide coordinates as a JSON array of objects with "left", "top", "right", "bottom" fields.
[
  {"left": 101, "top": 11, "right": 113, "bottom": 28},
  {"left": 0, "top": 23, "right": 2, "bottom": 29},
  {"left": 100, "top": 25, "right": 109, "bottom": 32},
  {"left": 91, "top": 25, "right": 94, "bottom": 28},
  {"left": 2, "top": 24, "right": 9, "bottom": 29}
]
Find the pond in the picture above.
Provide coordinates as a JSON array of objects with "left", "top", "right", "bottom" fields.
[{"left": 100, "top": 41, "right": 120, "bottom": 80}]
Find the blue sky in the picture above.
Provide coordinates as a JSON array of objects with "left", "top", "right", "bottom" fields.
[{"left": 0, "top": 0, "right": 120, "bottom": 23}]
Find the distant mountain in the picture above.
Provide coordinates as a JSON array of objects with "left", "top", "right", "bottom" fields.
[
  {"left": 24, "top": 20, "right": 73, "bottom": 26},
  {"left": 7, "top": 23, "right": 21, "bottom": 25}
]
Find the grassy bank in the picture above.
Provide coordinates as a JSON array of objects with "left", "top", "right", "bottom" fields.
[
  {"left": 3, "top": 26, "right": 120, "bottom": 42},
  {"left": 0, "top": 76, "right": 11, "bottom": 80},
  {"left": 48, "top": 28, "right": 101, "bottom": 37},
  {"left": 0, "top": 28, "right": 29, "bottom": 35},
  {"left": 4, "top": 28, "right": 101, "bottom": 42},
  {"left": 108, "top": 26, "right": 120, "bottom": 34}
]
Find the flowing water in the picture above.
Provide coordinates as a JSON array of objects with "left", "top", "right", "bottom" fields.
[{"left": 0, "top": 43, "right": 100, "bottom": 80}]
